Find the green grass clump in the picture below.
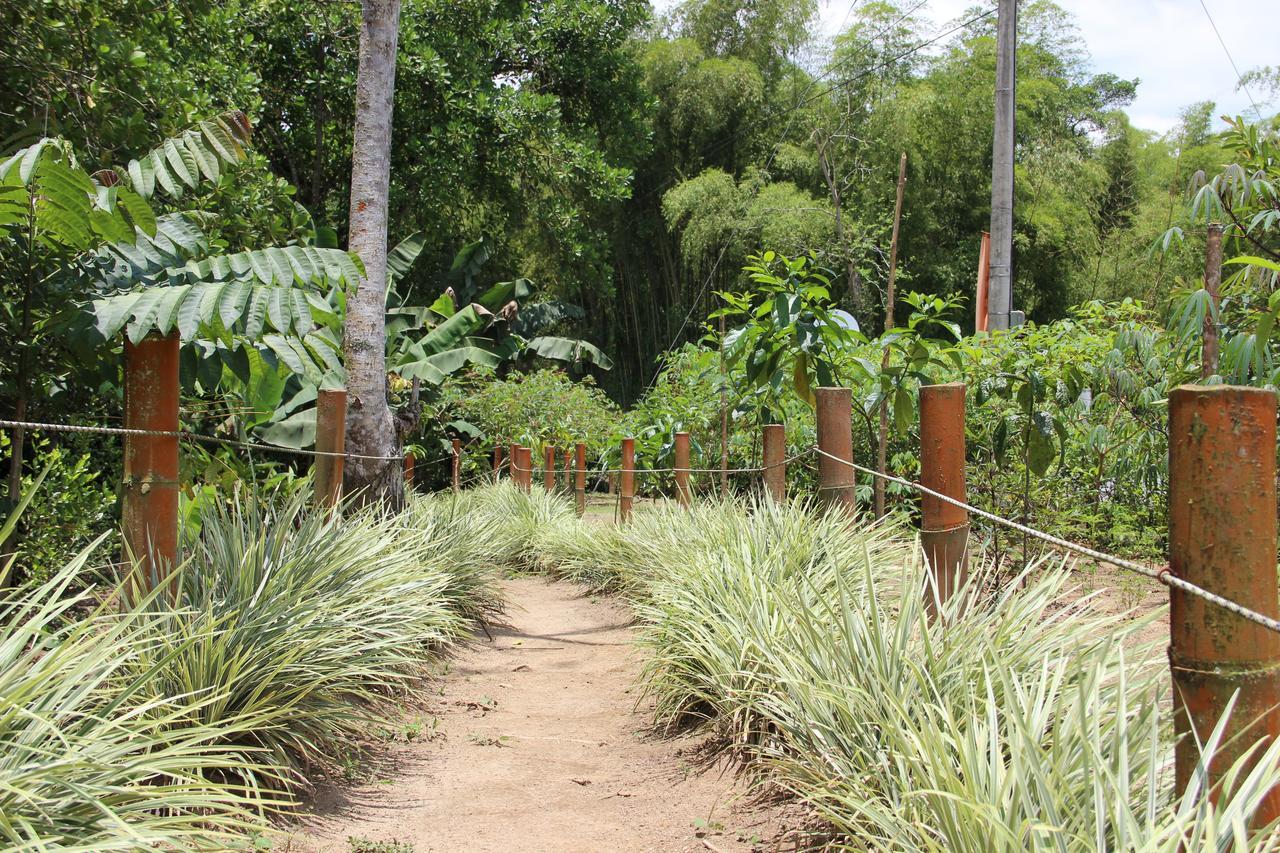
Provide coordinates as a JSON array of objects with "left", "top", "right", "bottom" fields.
[
  {"left": 0, "top": 545, "right": 280, "bottom": 849},
  {"left": 1, "top": 484, "right": 506, "bottom": 848},
  {"left": 123, "top": 489, "right": 505, "bottom": 783}
]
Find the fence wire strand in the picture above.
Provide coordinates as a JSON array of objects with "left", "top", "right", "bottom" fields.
[
  {"left": 0, "top": 418, "right": 409, "bottom": 462},
  {"left": 8, "top": 410, "right": 1278, "bottom": 635},
  {"left": 812, "top": 447, "right": 1280, "bottom": 635}
]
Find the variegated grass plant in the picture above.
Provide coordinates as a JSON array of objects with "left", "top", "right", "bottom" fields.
[{"left": 508, "top": 489, "right": 1280, "bottom": 849}]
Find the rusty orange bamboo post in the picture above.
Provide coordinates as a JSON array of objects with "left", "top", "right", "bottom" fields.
[
  {"left": 509, "top": 442, "right": 519, "bottom": 481},
  {"left": 674, "top": 431, "right": 692, "bottom": 508},
  {"left": 122, "top": 332, "right": 180, "bottom": 598},
  {"left": 815, "top": 387, "right": 856, "bottom": 514},
  {"left": 574, "top": 442, "right": 587, "bottom": 517},
  {"left": 515, "top": 446, "right": 532, "bottom": 492},
  {"left": 762, "top": 423, "right": 786, "bottom": 504},
  {"left": 451, "top": 438, "right": 462, "bottom": 493},
  {"left": 919, "top": 383, "right": 969, "bottom": 619},
  {"left": 620, "top": 438, "right": 635, "bottom": 522},
  {"left": 543, "top": 445, "right": 557, "bottom": 493},
  {"left": 493, "top": 445, "right": 504, "bottom": 479},
  {"left": 403, "top": 451, "right": 414, "bottom": 489},
  {"left": 314, "top": 389, "right": 347, "bottom": 510},
  {"left": 1168, "top": 385, "right": 1280, "bottom": 821}
]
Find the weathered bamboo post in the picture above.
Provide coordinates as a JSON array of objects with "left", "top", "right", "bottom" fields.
[
  {"left": 314, "top": 388, "right": 347, "bottom": 509},
  {"left": 403, "top": 451, "right": 414, "bottom": 488},
  {"left": 1169, "top": 385, "right": 1280, "bottom": 822},
  {"left": 815, "top": 387, "right": 856, "bottom": 514},
  {"left": 574, "top": 442, "right": 587, "bottom": 517},
  {"left": 543, "top": 445, "right": 557, "bottom": 493},
  {"left": 674, "top": 431, "right": 692, "bottom": 508},
  {"left": 919, "top": 383, "right": 969, "bottom": 619},
  {"left": 122, "top": 332, "right": 180, "bottom": 597},
  {"left": 451, "top": 438, "right": 462, "bottom": 493},
  {"left": 762, "top": 423, "right": 786, "bottom": 504},
  {"left": 509, "top": 442, "right": 519, "bottom": 481},
  {"left": 620, "top": 438, "right": 635, "bottom": 522},
  {"left": 515, "top": 446, "right": 532, "bottom": 492},
  {"left": 493, "top": 445, "right": 504, "bottom": 479}
]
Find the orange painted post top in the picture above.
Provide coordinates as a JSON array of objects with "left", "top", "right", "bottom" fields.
[
  {"left": 493, "top": 445, "right": 504, "bottom": 478},
  {"left": 674, "top": 431, "right": 692, "bottom": 508},
  {"left": 1169, "top": 384, "right": 1280, "bottom": 823},
  {"left": 574, "top": 442, "right": 587, "bottom": 517},
  {"left": 814, "top": 387, "right": 856, "bottom": 514},
  {"left": 403, "top": 451, "right": 415, "bottom": 489},
  {"left": 762, "top": 423, "right": 786, "bottom": 504},
  {"left": 620, "top": 438, "right": 635, "bottom": 523},
  {"left": 314, "top": 389, "right": 347, "bottom": 510},
  {"left": 544, "top": 445, "right": 557, "bottom": 493},
  {"left": 509, "top": 443, "right": 519, "bottom": 481},
  {"left": 919, "top": 383, "right": 969, "bottom": 619},
  {"left": 451, "top": 438, "right": 462, "bottom": 493},
  {"left": 122, "top": 332, "right": 180, "bottom": 599}
]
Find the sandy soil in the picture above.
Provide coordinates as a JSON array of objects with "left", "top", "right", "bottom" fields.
[{"left": 280, "top": 576, "right": 795, "bottom": 853}]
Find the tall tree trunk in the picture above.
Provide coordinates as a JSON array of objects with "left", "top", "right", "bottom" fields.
[{"left": 343, "top": 0, "right": 402, "bottom": 508}]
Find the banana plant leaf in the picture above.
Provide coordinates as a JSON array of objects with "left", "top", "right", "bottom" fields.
[
  {"left": 477, "top": 278, "right": 533, "bottom": 312},
  {"left": 525, "top": 336, "right": 614, "bottom": 370}
]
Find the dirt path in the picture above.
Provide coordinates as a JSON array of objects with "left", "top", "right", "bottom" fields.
[{"left": 283, "top": 577, "right": 788, "bottom": 853}]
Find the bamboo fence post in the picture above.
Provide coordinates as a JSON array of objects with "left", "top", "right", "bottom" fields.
[
  {"left": 493, "top": 445, "right": 504, "bottom": 479},
  {"left": 451, "top": 438, "right": 462, "bottom": 493},
  {"left": 1168, "top": 385, "right": 1280, "bottom": 822},
  {"left": 620, "top": 438, "right": 635, "bottom": 522},
  {"left": 919, "top": 383, "right": 969, "bottom": 619},
  {"left": 544, "top": 445, "right": 556, "bottom": 493},
  {"left": 762, "top": 423, "right": 785, "bottom": 504},
  {"left": 574, "top": 442, "right": 587, "bottom": 517},
  {"left": 314, "top": 389, "right": 347, "bottom": 509},
  {"left": 674, "top": 431, "right": 692, "bottom": 508},
  {"left": 515, "top": 446, "right": 532, "bottom": 492},
  {"left": 815, "top": 387, "right": 856, "bottom": 514},
  {"left": 403, "top": 451, "right": 414, "bottom": 488},
  {"left": 122, "top": 332, "right": 180, "bottom": 598}
]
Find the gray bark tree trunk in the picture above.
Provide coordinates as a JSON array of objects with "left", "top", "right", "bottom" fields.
[{"left": 343, "top": 0, "right": 403, "bottom": 508}]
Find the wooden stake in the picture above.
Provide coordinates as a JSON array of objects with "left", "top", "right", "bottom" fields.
[
  {"left": 314, "top": 389, "right": 347, "bottom": 510},
  {"left": 122, "top": 332, "right": 180, "bottom": 599},
  {"left": 1201, "top": 223, "right": 1224, "bottom": 379},
  {"left": 876, "top": 152, "right": 908, "bottom": 519},
  {"left": 620, "top": 438, "right": 635, "bottom": 522}
]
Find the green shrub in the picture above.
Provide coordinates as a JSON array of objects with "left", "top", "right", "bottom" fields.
[
  {"left": 435, "top": 367, "right": 621, "bottom": 472},
  {"left": 1, "top": 433, "right": 115, "bottom": 584}
]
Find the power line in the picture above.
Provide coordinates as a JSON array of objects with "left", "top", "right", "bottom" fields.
[{"left": 1196, "top": 0, "right": 1263, "bottom": 120}]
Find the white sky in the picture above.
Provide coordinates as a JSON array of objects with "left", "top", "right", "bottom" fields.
[{"left": 813, "top": 0, "right": 1274, "bottom": 134}]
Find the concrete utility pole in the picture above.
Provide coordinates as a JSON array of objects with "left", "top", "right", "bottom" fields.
[{"left": 988, "top": 0, "right": 1016, "bottom": 330}]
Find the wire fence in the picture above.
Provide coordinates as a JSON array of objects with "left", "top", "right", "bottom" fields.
[
  {"left": 6, "top": 413, "right": 1280, "bottom": 635},
  {"left": 810, "top": 447, "right": 1280, "bottom": 636},
  {"left": 0, "top": 418, "right": 417, "bottom": 463}
]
